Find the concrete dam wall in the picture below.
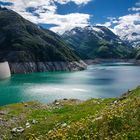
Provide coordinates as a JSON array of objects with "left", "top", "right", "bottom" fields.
[
  {"left": 0, "top": 62, "right": 11, "bottom": 80},
  {"left": 9, "top": 61, "right": 87, "bottom": 74}
]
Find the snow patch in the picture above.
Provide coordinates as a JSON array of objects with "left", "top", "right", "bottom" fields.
[{"left": 92, "top": 27, "right": 104, "bottom": 34}]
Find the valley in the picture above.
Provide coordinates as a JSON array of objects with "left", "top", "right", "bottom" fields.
[{"left": 0, "top": 3, "right": 140, "bottom": 139}]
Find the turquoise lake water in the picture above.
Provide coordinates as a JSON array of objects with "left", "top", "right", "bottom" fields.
[{"left": 0, "top": 62, "right": 140, "bottom": 106}]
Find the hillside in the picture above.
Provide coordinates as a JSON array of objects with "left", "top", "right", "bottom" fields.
[
  {"left": 0, "top": 7, "right": 86, "bottom": 73},
  {"left": 0, "top": 86, "right": 140, "bottom": 139},
  {"left": 62, "top": 26, "right": 134, "bottom": 59}
]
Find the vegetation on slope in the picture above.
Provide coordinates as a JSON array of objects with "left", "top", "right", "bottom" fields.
[
  {"left": 135, "top": 47, "right": 140, "bottom": 60},
  {"left": 0, "top": 86, "right": 140, "bottom": 139},
  {"left": 62, "top": 26, "right": 134, "bottom": 59},
  {"left": 0, "top": 7, "right": 80, "bottom": 63}
]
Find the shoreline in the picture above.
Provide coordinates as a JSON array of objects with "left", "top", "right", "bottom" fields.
[
  {"left": 0, "top": 86, "right": 139, "bottom": 139},
  {"left": 0, "top": 60, "right": 139, "bottom": 107},
  {"left": 9, "top": 60, "right": 87, "bottom": 74},
  {"left": 84, "top": 58, "right": 140, "bottom": 65},
  {"left": 7, "top": 59, "right": 140, "bottom": 74},
  {"left": 0, "top": 85, "right": 137, "bottom": 107}
]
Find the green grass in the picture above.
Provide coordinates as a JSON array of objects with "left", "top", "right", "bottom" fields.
[{"left": 0, "top": 87, "right": 140, "bottom": 139}]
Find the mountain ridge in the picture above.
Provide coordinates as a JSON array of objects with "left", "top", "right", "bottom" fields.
[
  {"left": 0, "top": 7, "right": 87, "bottom": 73},
  {"left": 62, "top": 25, "right": 134, "bottom": 59}
]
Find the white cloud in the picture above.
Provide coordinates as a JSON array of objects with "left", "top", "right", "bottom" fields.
[
  {"left": 50, "top": 13, "right": 90, "bottom": 33},
  {"left": 96, "top": 17, "right": 118, "bottom": 29},
  {"left": 96, "top": 22, "right": 111, "bottom": 27},
  {"left": 114, "top": 0, "right": 140, "bottom": 44},
  {"left": 96, "top": 13, "right": 140, "bottom": 46},
  {"left": 0, "top": 0, "right": 91, "bottom": 33},
  {"left": 128, "top": 7, "right": 140, "bottom": 12},
  {"left": 55, "top": 0, "right": 92, "bottom": 5},
  {"left": 97, "top": 0, "right": 140, "bottom": 46},
  {"left": 113, "top": 13, "right": 140, "bottom": 42},
  {"left": 128, "top": 0, "right": 140, "bottom": 12}
]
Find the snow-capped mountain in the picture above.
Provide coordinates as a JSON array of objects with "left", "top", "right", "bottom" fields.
[
  {"left": 63, "top": 25, "right": 121, "bottom": 43},
  {"left": 62, "top": 26, "right": 133, "bottom": 59},
  {"left": 121, "top": 32, "right": 140, "bottom": 48}
]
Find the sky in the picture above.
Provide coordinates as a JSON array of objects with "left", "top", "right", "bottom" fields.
[{"left": 0, "top": 0, "right": 140, "bottom": 42}]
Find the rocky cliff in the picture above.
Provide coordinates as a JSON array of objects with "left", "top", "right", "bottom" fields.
[{"left": 9, "top": 61, "right": 87, "bottom": 74}]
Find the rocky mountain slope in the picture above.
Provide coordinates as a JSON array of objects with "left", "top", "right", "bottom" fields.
[
  {"left": 62, "top": 26, "right": 134, "bottom": 59},
  {"left": 0, "top": 7, "right": 86, "bottom": 73}
]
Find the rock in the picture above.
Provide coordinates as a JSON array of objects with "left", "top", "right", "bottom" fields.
[
  {"left": 61, "top": 123, "right": 67, "bottom": 128},
  {"left": 26, "top": 122, "right": 31, "bottom": 128},
  {"left": 0, "top": 110, "right": 8, "bottom": 115},
  {"left": 24, "top": 104, "right": 28, "bottom": 107},
  {"left": 11, "top": 127, "right": 24, "bottom": 133},
  {"left": 0, "top": 118, "right": 5, "bottom": 126},
  {"left": 128, "top": 89, "right": 131, "bottom": 92},
  {"left": 55, "top": 102, "right": 60, "bottom": 106},
  {"left": 48, "top": 130, "right": 52, "bottom": 134},
  {"left": 54, "top": 100, "right": 58, "bottom": 102},
  {"left": 119, "top": 96, "right": 127, "bottom": 101},
  {"left": 16, "top": 127, "right": 25, "bottom": 133},
  {"left": 11, "top": 128, "right": 17, "bottom": 133},
  {"left": 67, "top": 125, "right": 71, "bottom": 128},
  {"left": 56, "top": 122, "right": 61, "bottom": 127},
  {"left": 113, "top": 100, "right": 118, "bottom": 104},
  {"left": 32, "top": 119, "right": 37, "bottom": 124},
  {"left": 94, "top": 116, "right": 103, "bottom": 121},
  {"left": 9, "top": 61, "right": 87, "bottom": 74}
]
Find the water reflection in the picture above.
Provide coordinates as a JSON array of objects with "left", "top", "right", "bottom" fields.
[{"left": 0, "top": 62, "right": 140, "bottom": 106}]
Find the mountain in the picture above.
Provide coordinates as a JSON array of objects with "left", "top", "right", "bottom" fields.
[
  {"left": 134, "top": 47, "right": 140, "bottom": 60},
  {"left": 0, "top": 7, "right": 86, "bottom": 73},
  {"left": 122, "top": 33, "right": 140, "bottom": 60},
  {"left": 62, "top": 26, "right": 134, "bottom": 59},
  {"left": 121, "top": 32, "right": 140, "bottom": 48}
]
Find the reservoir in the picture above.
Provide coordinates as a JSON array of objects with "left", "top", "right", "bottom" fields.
[{"left": 0, "top": 62, "right": 140, "bottom": 106}]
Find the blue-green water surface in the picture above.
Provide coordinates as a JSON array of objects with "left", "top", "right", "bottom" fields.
[{"left": 0, "top": 62, "right": 140, "bottom": 106}]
